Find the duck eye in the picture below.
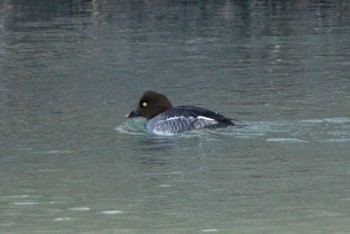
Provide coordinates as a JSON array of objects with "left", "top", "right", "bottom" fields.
[{"left": 142, "top": 102, "right": 147, "bottom": 107}]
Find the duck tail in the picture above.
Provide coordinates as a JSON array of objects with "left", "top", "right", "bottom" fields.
[{"left": 229, "top": 118, "right": 249, "bottom": 128}]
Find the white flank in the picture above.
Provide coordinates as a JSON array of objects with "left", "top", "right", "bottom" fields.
[
  {"left": 147, "top": 115, "right": 219, "bottom": 135},
  {"left": 160, "top": 116, "right": 189, "bottom": 121},
  {"left": 197, "top": 116, "right": 217, "bottom": 124}
]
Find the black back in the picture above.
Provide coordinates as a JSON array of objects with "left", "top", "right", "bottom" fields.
[{"left": 168, "top": 106, "right": 235, "bottom": 127}]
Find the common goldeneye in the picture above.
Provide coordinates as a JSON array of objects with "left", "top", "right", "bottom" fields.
[{"left": 125, "top": 90, "right": 241, "bottom": 135}]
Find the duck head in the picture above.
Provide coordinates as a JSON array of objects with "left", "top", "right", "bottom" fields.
[{"left": 125, "top": 91, "right": 173, "bottom": 119}]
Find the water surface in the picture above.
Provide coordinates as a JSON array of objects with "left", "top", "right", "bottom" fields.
[{"left": 1, "top": 1, "right": 350, "bottom": 233}]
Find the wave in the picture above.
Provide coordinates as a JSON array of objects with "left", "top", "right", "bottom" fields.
[{"left": 115, "top": 117, "right": 350, "bottom": 144}]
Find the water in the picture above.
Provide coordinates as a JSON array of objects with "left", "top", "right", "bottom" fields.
[{"left": 1, "top": 0, "right": 350, "bottom": 233}]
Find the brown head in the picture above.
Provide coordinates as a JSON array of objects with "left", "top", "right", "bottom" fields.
[{"left": 125, "top": 91, "right": 173, "bottom": 119}]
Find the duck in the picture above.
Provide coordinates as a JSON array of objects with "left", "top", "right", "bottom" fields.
[{"left": 125, "top": 90, "right": 242, "bottom": 135}]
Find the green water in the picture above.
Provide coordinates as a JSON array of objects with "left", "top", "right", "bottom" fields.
[{"left": 1, "top": 1, "right": 350, "bottom": 233}]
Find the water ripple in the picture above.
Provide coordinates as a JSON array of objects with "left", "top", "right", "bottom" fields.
[{"left": 116, "top": 117, "right": 350, "bottom": 144}]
